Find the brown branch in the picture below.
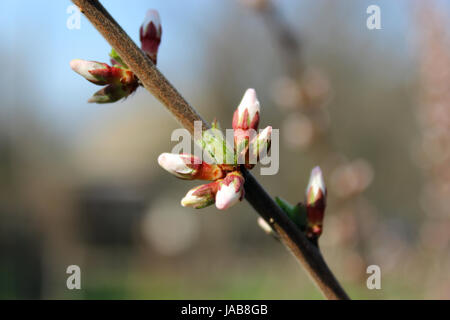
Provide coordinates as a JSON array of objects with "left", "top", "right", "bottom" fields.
[{"left": 71, "top": 0, "right": 350, "bottom": 300}]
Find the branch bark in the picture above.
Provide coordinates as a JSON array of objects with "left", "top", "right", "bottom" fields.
[{"left": 71, "top": 0, "right": 350, "bottom": 300}]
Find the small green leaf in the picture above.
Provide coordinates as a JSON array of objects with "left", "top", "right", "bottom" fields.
[
  {"left": 109, "top": 48, "right": 128, "bottom": 68},
  {"left": 196, "top": 128, "right": 235, "bottom": 165},
  {"left": 275, "top": 196, "right": 296, "bottom": 214},
  {"left": 292, "top": 203, "right": 307, "bottom": 231},
  {"left": 275, "top": 197, "right": 307, "bottom": 231}
]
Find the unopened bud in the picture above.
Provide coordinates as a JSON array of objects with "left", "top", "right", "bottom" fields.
[
  {"left": 88, "top": 84, "right": 122, "bottom": 103},
  {"left": 88, "top": 77, "right": 139, "bottom": 104},
  {"left": 232, "top": 88, "right": 260, "bottom": 131},
  {"left": 157, "top": 153, "right": 225, "bottom": 180},
  {"left": 181, "top": 181, "right": 219, "bottom": 209},
  {"left": 140, "top": 9, "right": 162, "bottom": 64},
  {"left": 249, "top": 126, "right": 272, "bottom": 162},
  {"left": 71, "top": 59, "right": 139, "bottom": 103},
  {"left": 215, "top": 171, "right": 245, "bottom": 210},
  {"left": 70, "top": 59, "right": 110, "bottom": 85},
  {"left": 305, "top": 166, "right": 326, "bottom": 238}
]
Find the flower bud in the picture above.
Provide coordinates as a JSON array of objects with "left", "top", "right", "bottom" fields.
[
  {"left": 215, "top": 171, "right": 245, "bottom": 210},
  {"left": 140, "top": 9, "right": 162, "bottom": 64},
  {"left": 70, "top": 59, "right": 111, "bottom": 85},
  {"left": 158, "top": 153, "right": 201, "bottom": 179},
  {"left": 157, "top": 153, "right": 225, "bottom": 180},
  {"left": 249, "top": 126, "right": 272, "bottom": 162},
  {"left": 88, "top": 76, "right": 139, "bottom": 104},
  {"left": 88, "top": 84, "right": 123, "bottom": 103},
  {"left": 232, "top": 88, "right": 260, "bottom": 131},
  {"left": 181, "top": 181, "right": 219, "bottom": 209},
  {"left": 71, "top": 59, "right": 138, "bottom": 97},
  {"left": 305, "top": 166, "right": 327, "bottom": 238}
]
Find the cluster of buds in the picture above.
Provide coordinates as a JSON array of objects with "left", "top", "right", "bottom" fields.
[
  {"left": 158, "top": 89, "right": 272, "bottom": 210},
  {"left": 70, "top": 59, "right": 139, "bottom": 103},
  {"left": 70, "top": 9, "right": 162, "bottom": 103},
  {"left": 157, "top": 153, "right": 245, "bottom": 210},
  {"left": 271, "top": 166, "right": 327, "bottom": 243}
]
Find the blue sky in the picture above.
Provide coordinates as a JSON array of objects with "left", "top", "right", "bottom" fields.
[
  {"left": 1, "top": 0, "right": 445, "bottom": 137},
  {"left": 0, "top": 0, "right": 223, "bottom": 135}
]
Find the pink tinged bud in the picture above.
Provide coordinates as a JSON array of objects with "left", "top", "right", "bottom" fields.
[
  {"left": 157, "top": 153, "right": 225, "bottom": 180},
  {"left": 215, "top": 171, "right": 245, "bottom": 210},
  {"left": 232, "top": 88, "right": 261, "bottom": 131},
  {"left": 181, "top": 181, "right": 219, "bottom": 209},
  {"left": 306, "top": 166, "right": 326, "bottom": 205},
  {"left": 305, "top": 166, "right": 327, "bottom": 238},
  {"left": 158, "top": 153, "right": 201, "bottom": 179},
  {"left": 70, "top": 60, "right": 138, "bottom": 100},
  {"left": 70, "top": 59, "right": 111, "bottom": 85},
  {"left": 140, "top": 9, "right": 162, "bottom": 64}
]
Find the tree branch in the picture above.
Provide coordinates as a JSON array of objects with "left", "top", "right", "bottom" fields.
[
  {"left": 259, "top": 2, "right": 304, "bottom": 78},
  {"left": 71, "top": 0, "right": 350, "bottom": 300}
]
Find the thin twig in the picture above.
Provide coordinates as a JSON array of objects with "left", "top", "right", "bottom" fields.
[
  {"left": 72, "top": 0, "right": 350, "bottom": 300},
  {"left": 258, "top": 1, "right": 304, "bottom": 78}
]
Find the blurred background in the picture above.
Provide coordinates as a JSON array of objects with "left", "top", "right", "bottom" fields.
[{"left": 1, "top": 0, "right": 449, "bottom": 299}]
